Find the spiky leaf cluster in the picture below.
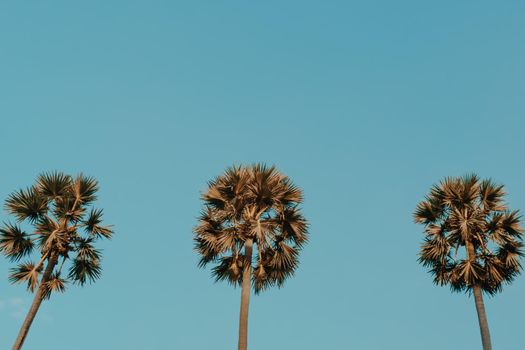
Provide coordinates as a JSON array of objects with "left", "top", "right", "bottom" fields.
[
  {"left": 194, "top": 164, "right": 308, "bottom": 293},
  {"left": 0, "top": 172, "right": 113, "bottom": 297},
  {"left": 414, "top": 174, "right": 524, "bottom": 295}
]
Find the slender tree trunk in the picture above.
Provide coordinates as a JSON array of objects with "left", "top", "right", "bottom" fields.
[
  {"left": 473, "top": 285, "right": 492, "bottom": 350},
  {"left": 466, "top": 240, "right": 492, "bottom": 350},
  {"left": 238, "top": 238, "right": 253, "bottom": 350},
  {"left": 12, "top": 254, "right": 58, "bottom": 350}
]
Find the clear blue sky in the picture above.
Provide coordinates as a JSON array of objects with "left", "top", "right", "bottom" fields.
[{"left": 1, "top": 1, "right": 524, "bottom": 349}]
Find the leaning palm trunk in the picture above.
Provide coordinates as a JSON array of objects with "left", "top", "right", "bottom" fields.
[
  {"left": 238, "top": 239, "right": 253, "bottom": 350},
  {"left": 12, "top": 254, "right": 58, "bottom": 350},
  {"left": 473, "top": 285, "right": 492, "bottom": 350}
]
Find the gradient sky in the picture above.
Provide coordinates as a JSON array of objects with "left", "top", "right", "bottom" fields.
[{"left": 1, "top": 1, "right": 524, "bottom": 349}]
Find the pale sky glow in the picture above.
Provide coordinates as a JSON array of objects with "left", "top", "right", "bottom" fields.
[{"left": 1, "top": 1, "right": 525, "bottom": 349}]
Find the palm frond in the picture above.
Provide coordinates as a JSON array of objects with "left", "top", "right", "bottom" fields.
[
  {"left": 203, "top": 165, "right": 250, "bottom": 214},
  {"left": 418, "top": 236, "right": 450, "bottom": 267},
  {"left": 74, "top": 237, "right": 101, "bottom": 261},
  {"left": 5, "top": 187, "right": 48, "bottom": 223},
  {"left": 276, "top": 179, "right": 303, "bottom": 206},
  {"left": 430, "top": 261, "right": 453, "bottom": 286},
  {"left": 248, "top": 164, "right": 281, "bottom": 207},
  {"left": 497, "top": 240, "right": 524, "bottom": 269},
  {"left": 262, "top": 241, "right": 299, "bottom": 288},
  {"left": 212, "top": 255, "right": 243, "bottom": 286},
  {"left": 83, "top": 208, "right": 113, "bottom": 239},
  {"left": 459, "top": 173, "right": 479, "bottom": 207},
  {"left": 500, "top": 210, "right": 524, "bottom": 237},
  {"left": 36, "top": 171, "right": 72, "bottom": 199},
  {"left": 53, "top": 196, "right": 85, "bottom": 222},
  {"left": 194, "top": 235, "right": 221, "bottom": 267},
  {"left": 72, "top": 174, "right": 98, "bottom": 205},
  {"left": 277, "top": 206, "right": 308, "bottom": 247},
  {"left": 35, "top": 216, "right": 59, "bottom": 235},
  {"left": 9, "top": 262, "right": 42, "bottom": 292},
  {"left": 253, "top": 262, "right": 273, "bottom": 294},
  {"left": 448, "top": 265, "right": 467, "bottom": 293},
  {"left": 456, "top": 259, "right": 484, "bottom": 287},
  {"left": 68, "top": 257, "right": 102, "bottom": 285},
  {"left": 482, "top": 255, "right": 505, "bottom": 286},
  {"left": 42, "top": 272, "right": 66, "bottom": 299},
  {"left": 414, "top": 200, "right": 441, "bottom": 224},
  {"left": 0, "top": 223, "right": 34, "bottom": 261},
  {"left": 479, "top": 179, "right": 506, "bottom": 212}
]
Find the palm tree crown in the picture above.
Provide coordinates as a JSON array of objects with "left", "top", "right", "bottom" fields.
[
  {"left": 194, "top": 164, "right": 308, "bottom": 293},
  {"left": 0, "top": 171, "right": 113, "bottom": 298},
  {"left": 414, "top": 174, "right": 524, "bottom": 295}
]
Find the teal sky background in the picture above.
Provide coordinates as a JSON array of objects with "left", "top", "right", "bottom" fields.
[{"left": 1, "top": 1, "right": 524, "bottom": 349}]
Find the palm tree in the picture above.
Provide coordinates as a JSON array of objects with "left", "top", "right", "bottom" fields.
[
  {"left": 194, "top": 164, "right": 308, "bottom": 350},
  {"left": 414, "top": 174, "right": 524, "bottom": 350},
  {"left": 0, "top": 172, "right": 113, "bottom": 350}
]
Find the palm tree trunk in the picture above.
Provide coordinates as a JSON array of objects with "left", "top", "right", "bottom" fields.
[
  {"left": 238, "top": 238, "right": 253, "bottom": 350},
  {"left": 473, "top": 285, "right": 492, "bottom": 350},
  {"left": 12, "top": 254, "right": 58, "bottom": 350},
  {"left": 465, "top": 240, "right": 492, "bottom": 350}
]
